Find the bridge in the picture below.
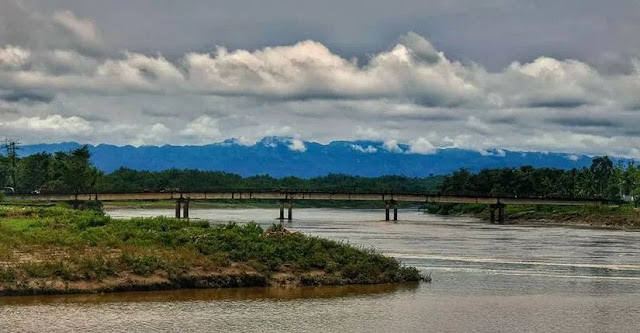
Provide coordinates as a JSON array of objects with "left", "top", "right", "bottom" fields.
[{"left": 7, "top": 191, "right": 605, "bottom": 224}]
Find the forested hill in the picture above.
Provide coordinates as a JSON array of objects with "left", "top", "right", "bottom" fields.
[{"left": 19, "top": 137, "right": 597, "bottom": 177}]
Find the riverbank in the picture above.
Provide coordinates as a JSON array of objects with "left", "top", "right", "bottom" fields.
[
  {"left": 0, "top": 206, "right": 422, "bottom": 296},
  {"left": 423, "top": 203, "right": 640, "bottom": 230}
]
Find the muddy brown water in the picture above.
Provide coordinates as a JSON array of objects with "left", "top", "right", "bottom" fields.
[{"left": 2, "top": 208, "right": 640, "bottom": 332}]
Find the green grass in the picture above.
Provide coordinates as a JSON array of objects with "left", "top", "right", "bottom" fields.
[
  {"left": 0, "top": 218, "right": 35, "bottom": 231},
  {"left": 0, "top": 206, "right": 421, "bottom": 290}
]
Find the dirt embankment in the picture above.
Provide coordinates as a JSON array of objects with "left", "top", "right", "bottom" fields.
[
  {"left": 482, "top": 209, "right": 640, "bottom": 230},
  {"left": 0, "top": 264, "right": 410, "bottom": 297}
]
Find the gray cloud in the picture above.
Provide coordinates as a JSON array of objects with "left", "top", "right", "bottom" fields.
[
  {"left": 1, "top": 90, "right": 55, "bottom": 103},
  {"left": 548, "top": 117, "right": 618, "bottom": 128},
  {"left": 18, "top": 0, "right": 640, "bottom": 72},
  {"left": 1, "top": 2, "right": 640, "bottom": 159},
  {"left": 526, "top": 100, "right": 591, "bottom": 109}
]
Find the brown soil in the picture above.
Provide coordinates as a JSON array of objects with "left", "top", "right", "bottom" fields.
[
  {"left": 0, "top": 261, "right": 399, "bottom": 297},
  {"left": 482, "top": 211, "right": 640, "bottom": 230}
]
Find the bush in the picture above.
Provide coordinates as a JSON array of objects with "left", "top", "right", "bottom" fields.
[
  {"left": 24, "top": 262, "right": 74, "bottom": 280},
  {"left": 122, "top": 254, "right": 163, "bottom": 276},
  {"left": 77, "top": 257, "right": 118, "bottom": 281},
  {"left": 0, "top": 267, "right": 17, "bottom": 282}
]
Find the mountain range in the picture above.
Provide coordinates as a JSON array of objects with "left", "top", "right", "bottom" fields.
[{"left": 19, "top": 137, "right": 599, "bottom": 178}]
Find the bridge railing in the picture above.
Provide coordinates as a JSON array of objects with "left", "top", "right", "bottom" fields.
[{"left": 3, "top": 188, "right": 608, "bottom": 203}]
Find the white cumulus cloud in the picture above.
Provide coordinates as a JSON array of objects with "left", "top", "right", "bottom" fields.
[
  {"left": 383, "top": 140, "right": 403, "bottom": 153},
  {"left": 351, "top": 144, "right": 378, "bottom": 153},
  {"left": 0, "top": 45, "right": 30, "bottom": 68},
  {"left": 2, "top": 6, "right": 640, "bottom": 158},
  {"left": 409, "top": 137, "right": 436, "bottom": 154},
  {"left": 179, "top": 116, "right": 223, "bottom": 143},
  {"left": 288, "top": 139, "right": 307, "bottom": 152}
]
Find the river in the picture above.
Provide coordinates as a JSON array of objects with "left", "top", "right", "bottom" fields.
[{"left": 2, "top": 208, "right": 640, "bottom": 332}]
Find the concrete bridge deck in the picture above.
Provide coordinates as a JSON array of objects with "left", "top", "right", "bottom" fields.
[
  {"left": 7, "top": 191, "right": 604, "bottom": 206},
  {"left": 7, "top": 191, "right": 604, "bottom": 224}
]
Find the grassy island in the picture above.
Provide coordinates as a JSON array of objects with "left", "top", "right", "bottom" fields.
[{"left": 0, "top": 206, "right": 422, "bottom": 296}]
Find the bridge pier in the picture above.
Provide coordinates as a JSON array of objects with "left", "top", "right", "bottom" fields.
[
  {"left": 175, "top": 199, "right": 190, "bottom": 219},
  {"left": 277, "top": 200, "right": 293, "bottom": 221},
  {"left": 385, "top": 201, "right": 398, "bottom": 221},
  {"left": 279, "top": 200, "right": 285, "bottom": 220},
  {"left": 489, "top": 204, "right": 506, "bottom": 224}
]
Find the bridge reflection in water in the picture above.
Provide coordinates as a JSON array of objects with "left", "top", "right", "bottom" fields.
[{"left": 10, "top": 191, "right": 604, "bottom": 224}]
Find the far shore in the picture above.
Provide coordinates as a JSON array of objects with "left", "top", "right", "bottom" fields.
[
  {"left": 424, "top": 203, "right": 640, "bottom": 231},
  {"left": 104, "top": 201, "right": 640, "bottom": 231}
]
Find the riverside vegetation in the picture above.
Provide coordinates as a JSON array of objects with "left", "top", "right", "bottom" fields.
[
  {"left": 423, "top": 203, "right": 640, "bottom": 229},
  {"left": 4, "top": 143, "right": 640, "bottom": 229},
  {"left": 429, "top": 156, "right": 640, "bottom": 229},
  {"left": 0, "top": 205, "right": 422, "bottom": 296}
]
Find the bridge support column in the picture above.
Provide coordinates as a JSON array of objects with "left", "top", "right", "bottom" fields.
[
  {"left": 175, "top": 199, "right": 190, "bottom": 219},
  {"left": 490, "top": 205, "right": 496, "bottom": 224},
  {"left": 278, "top": 200, "right": 285, "bottom": 220},
  {"left": 384, "top": 201, "right": 398, "bottom": 221},
  {"left": 287, "top": 200, "right": 293, "bottom": 221},
  {"left": 489, "top": 204, "right": 506, "bottom": 224}
]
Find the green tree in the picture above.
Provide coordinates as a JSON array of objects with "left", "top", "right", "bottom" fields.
[
  {"left": 17, "top": 152, "right": 52, "bottom": 191},
  {"left": 590, "top": 156, "right": 613, "bottom": 198},
  {"left": 440, "top": 169, "right": 472, "bottom": 194},
  {"left": 1, "top": 138, "right": 21, "bottom": 189},
  {"left": 53, "top": 146, "right": 100, "bottom": 192},
  {"left": 0, "top": 155, "right": 9, "bottom": 188}
]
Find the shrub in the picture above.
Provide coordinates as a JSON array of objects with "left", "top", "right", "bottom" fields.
[
  {"left": 0, "top": 267, "right": 17, "bottom": 282},
  {"left": 77, "top": 257, "right": 118, "bottom": 281},
  {"left": 24, "top": 262, "right": 74, "bottom": 280},
  {"left": 122, "top": 254, "right": 163, "bottom": 276}
]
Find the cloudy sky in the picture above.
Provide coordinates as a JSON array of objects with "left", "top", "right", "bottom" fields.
[{"left": 1, "top": 0, "right": 640, "bottom": 157}]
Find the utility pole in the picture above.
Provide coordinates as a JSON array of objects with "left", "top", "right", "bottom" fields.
[{"left": 1, "top": 138, "right": 21, "bottom": 189}]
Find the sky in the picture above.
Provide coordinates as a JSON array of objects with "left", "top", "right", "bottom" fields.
[{"left": 1, "top": 0, "right": 640, "bottom": 157}]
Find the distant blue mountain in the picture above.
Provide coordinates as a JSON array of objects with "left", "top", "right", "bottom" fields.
[{"left": 19, "top": 137, "right": 597, "bottom": 177}]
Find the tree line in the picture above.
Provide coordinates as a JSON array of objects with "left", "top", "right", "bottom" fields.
[
  {"left": 1, "top": 141, "right": 636, "bottom": 200},
  {"left": 0, "top": 143, "right": 441, "bottom": 194},
  {"left": 0, "top": 141, "right": 99, "bottom": 193},
  {"left": 439, "top": 156, "right": 636, "bottom": 200}
]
